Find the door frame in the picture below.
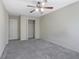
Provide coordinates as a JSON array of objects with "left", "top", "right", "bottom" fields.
[{"left": 28, "top": 20, "right": 35, "bottom": 39}]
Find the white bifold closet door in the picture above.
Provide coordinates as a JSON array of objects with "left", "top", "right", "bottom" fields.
[
  {"left": 28, "top": 20, "right": 35, "bottom": 39},
  {"left": 9, "top": 16, "right": 20, "bottom": 40}
]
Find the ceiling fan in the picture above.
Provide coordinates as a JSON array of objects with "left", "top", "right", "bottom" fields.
[{"left": 27, "top": 0, "right": 53, "bottom": 13}]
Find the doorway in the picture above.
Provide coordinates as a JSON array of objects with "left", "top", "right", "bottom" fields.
[{"left": 28, "top": 20, "right": 35, "bottom": 39}]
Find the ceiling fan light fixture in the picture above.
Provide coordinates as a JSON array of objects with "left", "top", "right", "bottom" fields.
[
  {"left": 42, "top": 2, "right": 45, "bottom": 6},
  {"left": 35, "top": 8, "right": 39, "bottom": 12},
  {"left": 41, "top": 8, "right": 44, "bottom": 12}
]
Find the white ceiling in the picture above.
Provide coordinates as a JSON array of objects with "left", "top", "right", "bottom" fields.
[{"left": 2, "top": 0, "right": 79, "bottom": 17}]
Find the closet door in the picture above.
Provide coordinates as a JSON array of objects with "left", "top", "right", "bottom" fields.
[
  {"left": 9, "top": 16, "right": 19, "bottom": 40},
  {"left": 28, "top": 20, "right": 35, "bottom": 39}
]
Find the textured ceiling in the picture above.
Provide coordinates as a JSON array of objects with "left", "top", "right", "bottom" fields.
[{"left": 2, "top": 0, "right": 79, "bottom": 17}]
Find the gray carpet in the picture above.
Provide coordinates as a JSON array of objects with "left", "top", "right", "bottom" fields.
[{"left": 1, "top": 39, "right": 79, "bottom": 59}]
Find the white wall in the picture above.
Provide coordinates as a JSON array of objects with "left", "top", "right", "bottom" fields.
[
  {"left": 0, "top": 1, "right": 8, "bottom": 57},
  {"left": 9, "top": 16, "right": 20, "bottom": 40},
  {"left": 20, "top": 16, "right": 40, "bottom": 40},
  {"left": 35, "top": 18, "right": 40, "bottom": 39},
  {"left": 20, "top": 16, "right": 28, "bottom": 40},
  {"left": 40, "top": 2, "right": 79, "bottom": 52}
]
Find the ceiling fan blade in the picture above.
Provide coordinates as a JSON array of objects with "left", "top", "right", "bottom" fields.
[
  {"left": 30, "top": 9, "right": 35, "bottom": 13},
  {"left": 44, "top": 7, "right": 53, "bottom": 9},
  {"left": 27, "top": 5, "right": 35, "bottom": 7}
]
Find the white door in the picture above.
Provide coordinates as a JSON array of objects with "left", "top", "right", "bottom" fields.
[
  {"left": 28, "top": 20, "right": 35, "bottom": 39},
  {"left": 9, "top": 18, "right": 19, "bottom": 40}
]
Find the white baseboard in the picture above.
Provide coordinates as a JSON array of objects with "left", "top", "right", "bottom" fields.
[
  {"left": 43, "top": 39, "right": 79, "bottom": 53},
  {"left": 0, "top": 42, "right": 8, "bottom": 58}
]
